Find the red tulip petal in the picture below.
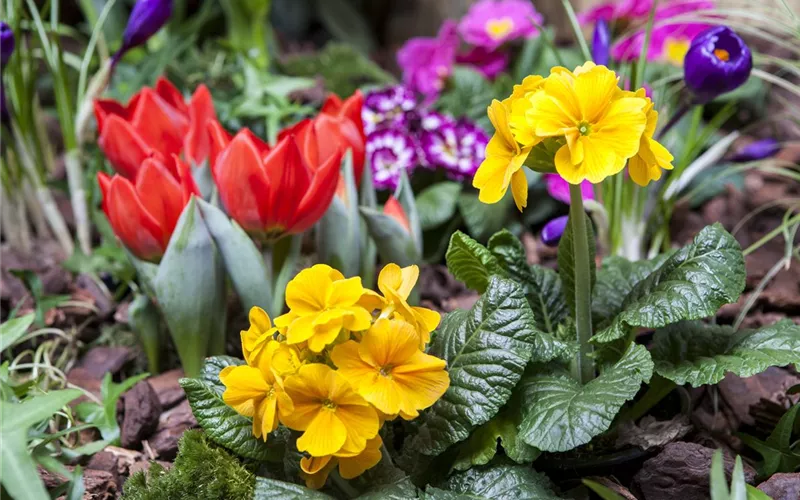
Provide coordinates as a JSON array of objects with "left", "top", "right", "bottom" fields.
[
  {"left": 214, "top": 132, "right": 271, "bottom": 232},
  {"left": 262, "top": 136, "right": 312, "bottom": 230},
  {"left": 321, "top": 93, "right": 343, "bottom": 115},
  {"left": 94, "top": 99, "right": 129, "bottom": 132},
  {"left": 107, "top": 176, "right": 166, "bottom": 261},
  {"left": 337, "top": 119, "right": 366, "bottom": 182},
  {"left": 291, "top": 147, "right": 343, "bottom": 233},
  {"left": 314, "top": 115, "right": 365, "bottom": 184},
  {"left": 207, "top": 120, "right": 233, "bottom": 175},
  {"left": 384, "top": 196, "right": 410, "bottom": 233},
  {"left": 340, "top": 90, "right": 365, "bottom": 137},
  {"left": 130, "top": 88, "right": 189, "bottom": 158},
  {"left": 155, "top": 77, "right": 189, "bottom": 115},
  {"left": 184, "top": 85, "right": 217, "bottom": 165},
  {"left": 239, "top": 128, "right": 272, "bottom": 158},
  {"left": 98, "top": 115, "right": 157, "bottom": 179},
  {"left": 173, "top": 154, "right": 201, "bottom": 201},
  {"left": 97, "top": 172, "right": 112, "bottom": 216}
]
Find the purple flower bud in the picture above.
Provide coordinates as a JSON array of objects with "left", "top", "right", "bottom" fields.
[
  {"left": 366, "top": 128, "right": 418, "bottom": 191},
  {"left": 684, "top": 26, "right": 752, "bottom": 103},
  {"left": 114, "top": 0, "right": 173, "bottom": 64},
  {"left": 730, "top": 138, "right": 780, "bottom": 163},
  {"left": 592, "top": 19, "right": 611, "bottom": 67},
  {"left": 0, "top": 82, "right": 9, "bottom": 125},
  {"left": 542, "top": 216, "right": 569, "bottom": 247},
  {"left": 1, "top": 22, "right": 14, "bottom": 68}
]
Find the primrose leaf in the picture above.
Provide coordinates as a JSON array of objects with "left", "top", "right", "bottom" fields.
[
  {"left": 408, "top": 277, "right": 540, "bottom": 457},
  {"left": 430, "top": 464, "right": 561, "bottom": 499},
  {"left": 253, "top": 476, "right": 333, "bottom": 499},
  {"left": 518, "top": 343, "right": 653, "bottom": 452},
  {"left": 739, "top": 403, "right": 800, "bottom": 477},
  {"left": 592, "top": 224, "right": 745, "bottom": 343},
  {"left": 651, "top": 320, "right": 800, "bottom": 386},
  {"left": 557, "top": 212, "right": 597, "bottom": 319},
  {"left": 201, "top": 355, "right": 245, "bottom": 391},
  {"left": 356, "top": 477, "right": 418, "bottom": 499},
  {"left": 445, "top": 231, "right": 504, "bottom": 293}
]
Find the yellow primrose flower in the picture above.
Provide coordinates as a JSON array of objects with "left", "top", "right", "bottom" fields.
[
  {"left": 627, "top": 89, "right": 674, "bottom": 186},
  {"left": 473, "top": 99, "right": 532, "bottom": 211},
  {"left": 275, "top": 264, "right": 373, "bottom": 353},
  {"left": 331, "top": 319, "right": 450, "bottom": 419},
  {"left": 240, "top": 306, "right": 279, "bottom": 366},
  {"left": 527, "top": 63, "right": 648, "bottom": 185},
  {"left": 300, "top": 436, "right": 383, "bottom": 489},
  {"left": 507, "top": 75, "right": 545, "bottom": 147},
  {"left": 220, "top": 340, "right": 294, "bottom": 441},
  {"left": 281, "top": 364, "right": 379, "bottom": 457}
]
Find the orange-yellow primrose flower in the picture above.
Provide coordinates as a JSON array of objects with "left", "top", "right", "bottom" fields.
[
  {"left": 275, "top": 264, "right": 372, "bottom": 352},
  {"left": 627, "top": 89, "right": 674, "bottom": 186},
  {"left": 281, "top": 364, "right": 379, "bottom": 457},
  {"left": 220, "top": 340, "right": 294, "bottom": 441},
  {"left": 240, "top": 306, "right": 279, "bottom": 366},
  {"left": 527, "top": 63, "right": 648, "bottom": 185},
  {"left": 300, "top": 436, "right": 383, "bottom": 489},
  {"left": 473, "top": 99, "right": 532, "bottom": 212},
  {"left": 507, "top": 75, "right": 545, "bottom": 147},
  {"left": 331, "top": 319, "right": 450, "bottom": 419}
]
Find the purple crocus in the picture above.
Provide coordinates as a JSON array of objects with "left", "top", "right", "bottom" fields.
[
  {"left": 418, "top": 118, "right": 489, "bottom": 181},
  {"left": 362, "top": 85, "right": 417, "bottom": 135},
  {"left": 366, "top": 128, "right": 418, "bottom": 191},
  {"left": 397, "top": 20, "right": 459, "bottom": 100},
  {"left": 730, "top": 139, "right": 780, "bottom": 163},
  {"left": 592, "top": 19, "right": 611, "bottom": 66},
  {"left": 456, "top": 47, "right": 509, "bottom": 79},
  {"left": 1, "top": 22, "right": 14, "bottom": 68},
  {"left": 542, "top": 216, "right": 569, "bottom": 247},
  {"left": 546, "top": 174, "right": 594, "bottom": 204},
  {"left": 113, "top": 0, "right": 173, "bottom": 65},
  {"left": 458, "top": 0, "right": 543, "bottom": 50},
  {"left": 684, "top": 26, "right": 752, "bottom": 103}
]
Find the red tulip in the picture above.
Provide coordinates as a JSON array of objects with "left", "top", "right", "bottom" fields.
[
  {"left": 209, "top": 124, "right": 343, "bottom": 240},
  {"left": 98, "top": 155, "right": 200, "bottom": 261},
  {"left": 319, "top": 90, "right": 366, "bottom": 182},
  {"left": 384, "top": 195, "right": 411, "bottom": 233},
  {"left": 94, "top": 77, "right": 217, "bottom": 178}
]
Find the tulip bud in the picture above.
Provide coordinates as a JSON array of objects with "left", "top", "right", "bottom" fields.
[
  {"left": 113, "top": 0, "right": 173, "bottom": 65},
  {"left": 1, "top": 21, "right": 14, "bottom": 68},
  {"left": 730, "top": 138, "right": 780, "bottom": 163},
  {"left": 684, "top": 26, "right": 752, "bottom": 103},
  {"left": 542, "top": 216, "right": 569, "bottom": 247},
  {"left": 592, "top": 19, "right": 610, "bottom": 67}
]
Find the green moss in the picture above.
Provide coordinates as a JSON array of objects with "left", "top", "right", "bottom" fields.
[{"left": 121, "top": 430, "right": 255, "bottom": 500}]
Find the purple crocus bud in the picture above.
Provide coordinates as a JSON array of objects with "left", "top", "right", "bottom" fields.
[
  {"left": 542, "top": 216, "right": 569, "bottom": 247},
  {"left": 1, "top": 22, "right": 14, "bottom": 68},
  {"left": 0, "top": 83, "right": 9, "bottom": 125},
  {"left": 113, "top": 0, "right": 173, "bottom": 64},
  {"left": 366, "top": 128, "right": 418, "bottom": 191},
  {"left": 684, "top": 26, "right": 752, "bottom": 103},
  {"left": 592, "top": 19, "right": 610, "bottom": 66},
  {"left": 730, "top": 138, "right": 780, "bottom": 163}
]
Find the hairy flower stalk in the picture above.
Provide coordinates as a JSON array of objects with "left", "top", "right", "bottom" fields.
[{"left": 569, "top": 184, "right": 594, "bottom": 383}]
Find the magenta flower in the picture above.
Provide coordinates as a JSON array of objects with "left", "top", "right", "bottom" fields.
[
  {"left": 456, "top": 47, "right": 509, "bottom": 79},
  {"left": 366, "top": 129, "right": 418, "bottom": 191},
  {"left": 579, "top": 0, "right": 653, "bottom": 24},
  {"left": 458, "top": 0, "right": 542, "bottom": 50},
  {"left": 546, "top": 174, "right": 594, "bottom": 204},
  {"left": 397, "top": 21, "right": 459, "bottom": 100}
]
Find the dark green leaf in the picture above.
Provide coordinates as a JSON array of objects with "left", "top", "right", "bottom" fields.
[
  {"left": 445, "top": 231, "right": 504, "bottom": 293},
  {"left": 432, "top": 464, "right": 561, "bottom": 499},
  {"left": 582, "top": 479, "right": 628, "bottom": 500},
  {"left": 651, "top": 320, "right": 800, "bottom": 386},
  {"left": 180, "top": 378, "right": 282, "bottom": 461},
  {"left": 201, "top": 356, "right": 245, "bottom": 391},
  {"left": 518, "top": 344, "right": 653, "bottom": 452},
  {"left": 417, "top": 182, "right": 463, "bottom": 230},
  {"left": 408, "top": 277, "right": 540, "bottom": 457},
  {"left": 458, "top": 191, "right": 512, "bottom": 241},
  {"left": 357, "top": 477, "right": 418, "bottom": 499},
  {"left": 253, "top": 476, "right": 334, "bottom": 499},
  {"left": 557, "top": 212, "right": 596, "bottom": 319},
  {"left": 592, "top": 224, "right": 745, "bottom": 343},
  {"left": 740, "top": 404, "right": 800, "bottom": 477}
]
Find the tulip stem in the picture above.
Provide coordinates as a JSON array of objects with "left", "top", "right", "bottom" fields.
[
  {"left": 569, "top": 183, "right": 595, "bottom": 385},
  {"left": 268, "top": 234, "right": 303, "bottom": 317}
]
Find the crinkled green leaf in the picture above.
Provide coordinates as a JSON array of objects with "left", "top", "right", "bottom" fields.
[
  {"left": 417, "top": 182, "right": 463, "bottom": 230},
  {"left": 652, "top": 320, "right": 800, "bottom": 387},
  {"left": 558, "top": 212, "right": 596, "bottom": 319},
  {"left": 356, "top": 477, "right": 418, "bottom": 499},
  {"left": 519, "top": 343, "right": 653, "bottom": 452},
  {"left": 253, "top": 476, "right": 333, "bottom": 499},
  {"left": 409, "top": 277, "right": 539, "bottom": 457},
  {"left": 592, "top": 224, "right": 745, "bottom": 343},
  {"left": 591, "top": 253, "right": 673, "bottom": 327},
  {"left": 201, "top": 355, "right": 244, "bottom": 391},
  {"left": 180, "top": 377, "right": 280, "bottom": 461},
  {"left": 431, "top": 464, "right": 561, "bottom": 499},
  {"left": 445, "top": 231, "right": 504, "bottom": 294}
]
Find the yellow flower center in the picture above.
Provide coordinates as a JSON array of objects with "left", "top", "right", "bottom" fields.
[
  {"left": 714, "top": 48, "right": 730, "bottom": 62},
  {"left": 577, "top": 121, "right": 592, "bottom": 136},
  {"left": 486, "top": 17, "right": 514, "bottom": 40},
  {"left": 379, "top": 365, "right": 394, "bottom": 378},
  {"left": 664, "top": 37, "right": 690, "bottom": 66}
]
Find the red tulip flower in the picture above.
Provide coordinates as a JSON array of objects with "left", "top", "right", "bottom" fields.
[
  {"left": 208, "top": 122, "right": 343, "bottom": 241},
  {"left": 94, "top": 77, "right": 217, "bottom": 178},
  {"left": 98, "top": 155, "right": 200, "bottom": 262}
]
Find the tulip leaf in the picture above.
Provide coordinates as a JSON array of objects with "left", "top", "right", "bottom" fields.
[
  {"left": 416, "top": 182, "right": 463, "bottom": 230},
  {"left": 155, "top": 198, "right": 228, "bottom": 378},
  {"left": 428, "top": 464, "right": 561, "bottom": 500},
  {"left": 518, "top": 343, "right": 653, "bottom": 452},
  {"left": 457, "top": 191, "right": 512, "bottom": 241},
  {"left": 557, "top": 211, "right": 596, "bottom": 320},
  {"left": 407, "top": 277, "right": 540, "bottom": 458},
  {"left": 651, "top": 320, "right": 800, "bottom": 387},
  {"left": 445, "top": 231, "right": 504, "bottom": 294},
  {"left": 253, "top": 476, "right": 333, "bottom": 499},
  {"left": 0, "top": 313, "right": 35, "bottom": 352},
  {"left": 394, "top": 172, "right": 423, "bottom": 256},
  {"left": 359, "top": 155, "right": 378, "bottom": 288},
  {"left": 360, "top": 206, "right": 420, "bottom": 267},
  {"left": 196, "top": 198, "right": 272, "bottom": 314},
  {"left": 591, "top": 224, "right": 745, "bottom": 344},
  {"left": 318, "top": 151, "right": 360, "bottom": 277}
]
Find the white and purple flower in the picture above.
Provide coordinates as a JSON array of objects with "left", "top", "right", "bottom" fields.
[
  {"left": 362, "top": 85, "right": 417, "bottom": 134},
  {"left": 366, "top": 128, "right": 418, "bottom": 191},
  {"left": 418, "top": 118, "right": 489, "bottom": 180}
]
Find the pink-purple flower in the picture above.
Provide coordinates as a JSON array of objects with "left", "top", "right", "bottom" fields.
[
  {"left": 366, "top": 129, "right": 418, "bottom": 191},
  {"left": 458, "top": 0, "right": 543, "bottom": 50},
  {"left": 362, "top": 85, "right": 417, "bottom": 135},
  {"left": 579, "top": 0, "right": 653, "bottom": 25},
  {"left": 397, "top": 20, "right": 460, "bottom": 100},
  {"left": 419, "top": 118, "right": 489, "bottom": 181},
  {"left": 456, "top": 47, "right": 510, "bottom": 79},
  {"left": 546, "top": 174, "right": 594, "bottom": 204}
]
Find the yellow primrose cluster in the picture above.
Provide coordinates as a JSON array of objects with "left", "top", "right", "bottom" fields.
[
  {"left": 219, "top": 263, "right": 450, "bottom": 489},
  {"left": 473, "top": 62, "right": 674, "bottom": 211}
]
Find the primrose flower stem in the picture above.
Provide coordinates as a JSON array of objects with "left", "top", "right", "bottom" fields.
[{"left": 569, "top": 183, "right": 594, "bottom": 384}]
